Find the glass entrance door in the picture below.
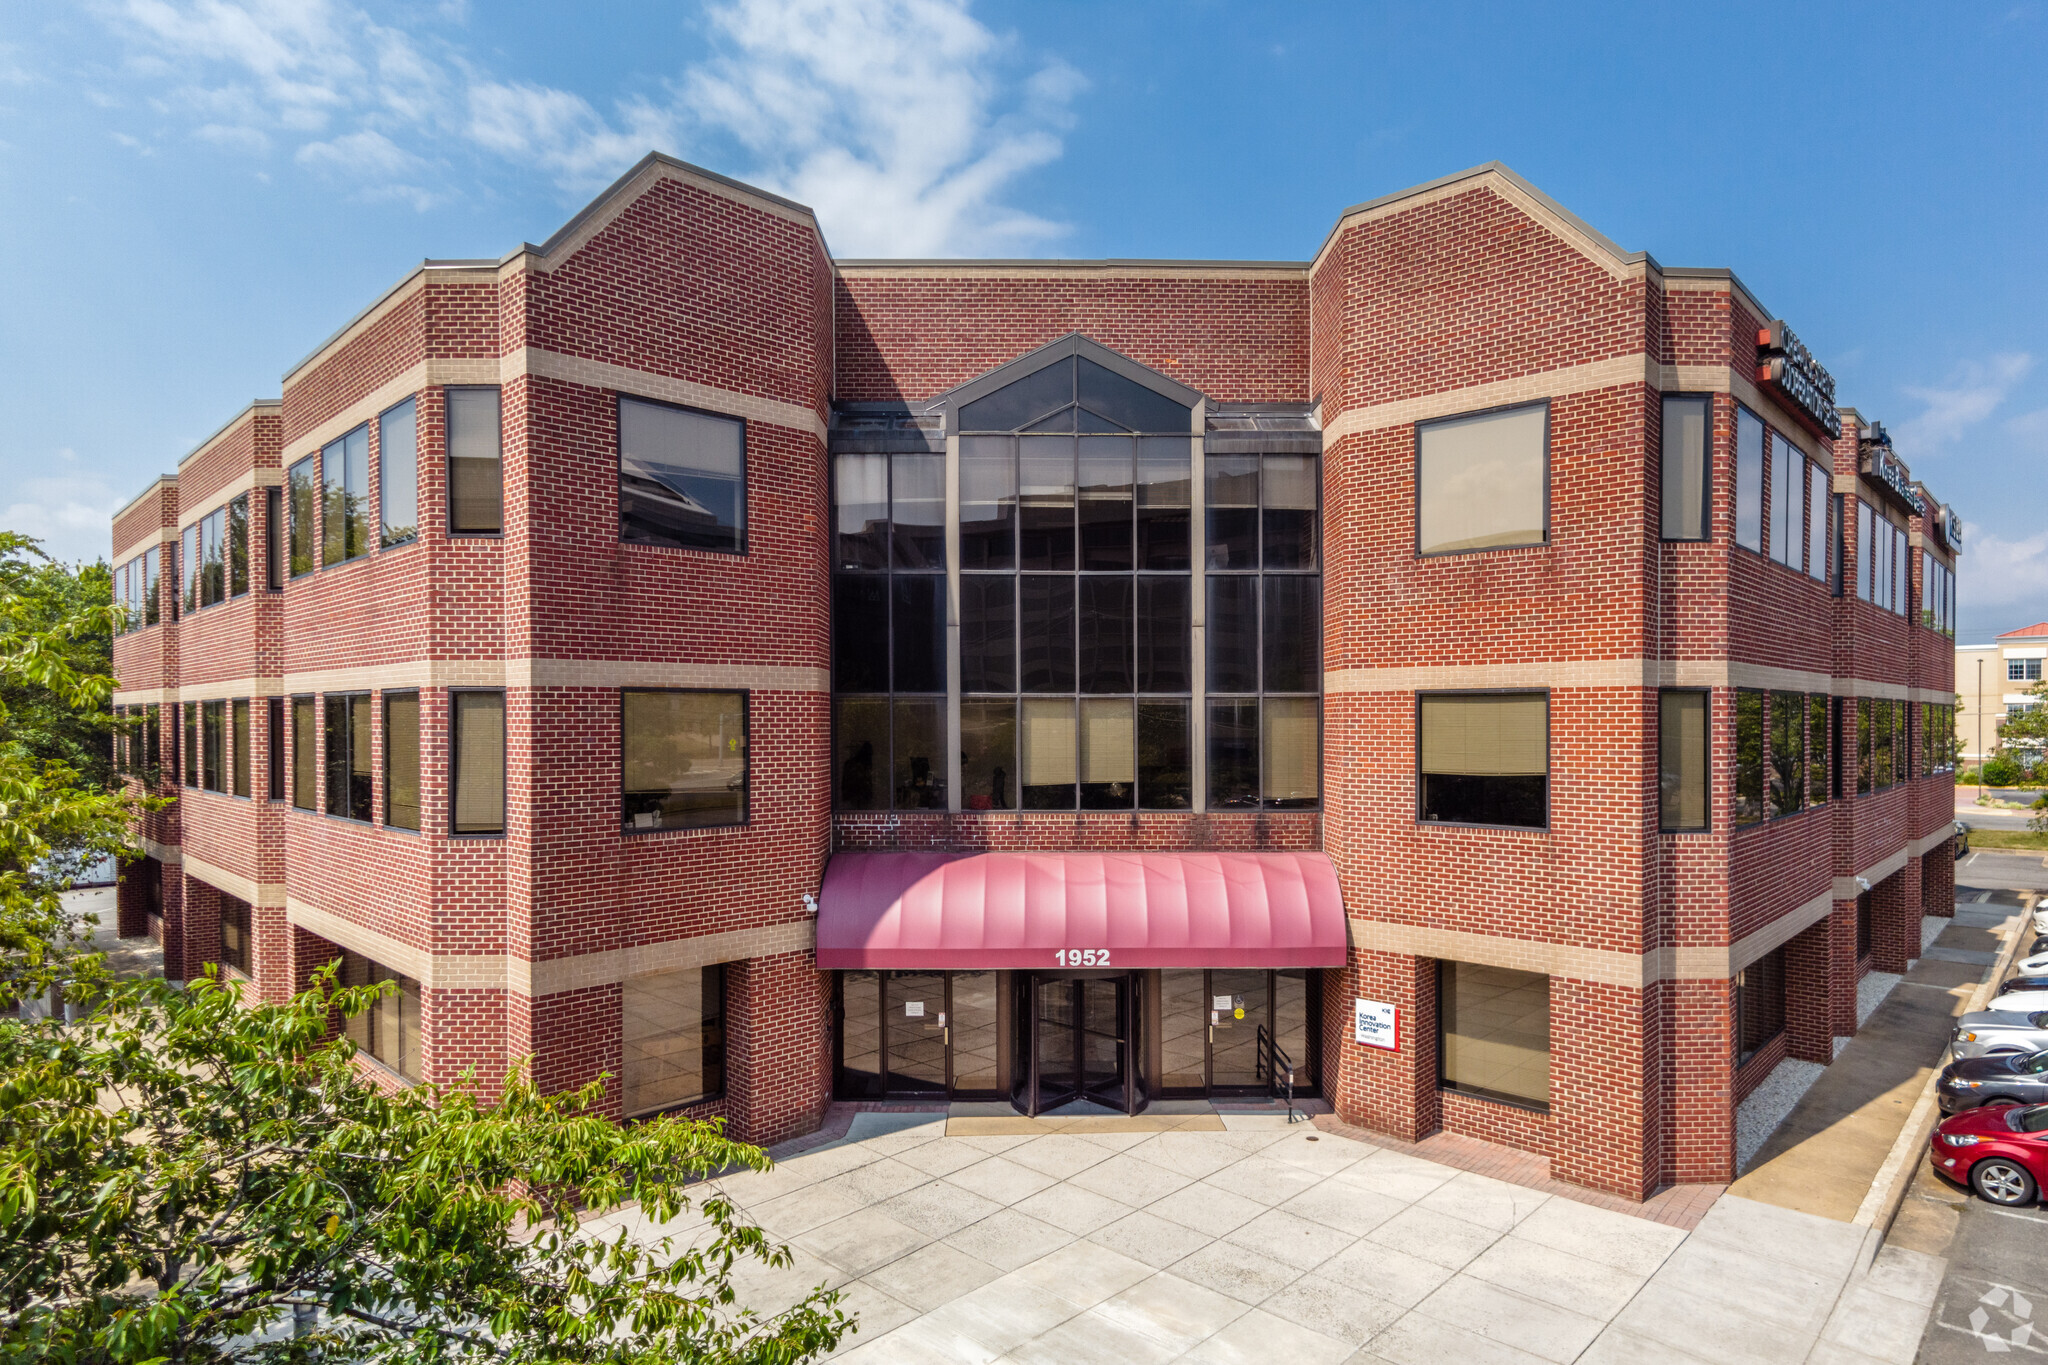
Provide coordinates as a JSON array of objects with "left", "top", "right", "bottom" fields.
[{"left": 1027, "top": 974, "right": 1134, "bottom": 1115}]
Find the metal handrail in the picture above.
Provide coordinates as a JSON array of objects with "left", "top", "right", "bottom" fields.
[{"left": 1256, "top": 1025, "right": 1300, "bottom": 1123}]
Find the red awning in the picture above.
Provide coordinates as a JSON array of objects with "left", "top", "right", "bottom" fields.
[{"left": 815, "top": 850, "right": 1348, "bottom": 970}]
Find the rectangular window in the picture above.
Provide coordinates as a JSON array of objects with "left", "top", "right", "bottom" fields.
[
  {"left": 1659, "top": 689, "right": 1708, "bottom": 831},
  {"left": 1828, "top": 492, "right": 1842, "bottom": 595},
  {"left": 1854, "top": 500, "right": 1872, "bottom": 601},
  {"left": 618, "top": 394, "right": 744, "bottom": 553},
  {"left": 1207, "top": 696, "right": 1259, "bottom": 808},
  {"left": 265, "top": 487, "right": 282, "bottom": 590},
  {"left": 960, "top": 699, "right": 1016, "bottom": 811},
  {"left": 957, "top": 442, "right": 1015, "bottom": 570},
  {"left": 379, "top": 397, "right": 418, "bottom": 548},
  {"left": 1137, "top": 699, "right": 1191, "bottom": 810},
  {"left": 1136, "top": 438, "right": 1191, "bottom": 570},
  {"left": 447, "top": 386, "right": 504, "bottom": 534},
  {"left": 1734, "top": 947, "right": 1787, "bottom": 1067},
  {"left": 1079, "top": 697, "right": 1135, "bottom": 809},
  {"left": 324, "top": 694, "right": 372, "bottom": 821},
  {"left": 1018, "top": 575, "right": 1074, "bottom": 693},
  {"left": 1416, "top": 402, "right": 1547, "bottom": 555},
  {"left": 183, "top": 523, "right": 201, "bottom": 611},
  {"left": 1734, "top": 689, "right": 1765, "bottom": 826},
  {"left": 1020, "top": 696, "right": 1077, "bottom": 809},
  {"left": 143, "top": 704, "right": 160, "bottom": 780},
  {"left": 1020, "top": 436, "right": 1077, "bottom": 570},
  {"left": 384, "top": 692, "right": 420, "bottom": 831},
  {"left": 1079, "top": 439, "right": 1133, "bottom": 571},
  {"left": 451, "top": 690, "right": 506, "bottom": 835},
  {"left": 1734, "top": 407, "right": 1765, "bottom": 553},
  {"left": 1770, "top": 432, "right": 1802, "bottom": 568},
  {"left": 1136, "top": 576, "right": 1190, "bottom": 693},
  {"left": 291, "top": 696, "right": 317, "bottom": 810},
  {"left": 1263, "top": 697, "right": 1319, "bottom": 808},
  {"left": 622, "top": 690, "right": 748, "bottom": 831},
  {"left": 228, "top": 494, "right": 249, "bottom": 596},
  {"left": 218, "top": 894, "right": 252, "bottom": 976},
  {"left": 1768, "top": 690, "right": 1803, "bottom": 818},
  {"left": 1807, "top": 694, "right": 1829, "bottom": 806},
  {"left": 833, "top": 696, "right": 889, "bottom": 811},
  {"left": 2012, "top": 658, "right": 2043, "bottom": 682},
  {"left": 1806, "top": 461, "right": 1829, "bottom": 583},
  {"left": 1439, "top": 961, "right": 1550, "bottom": 1111},
  {"left": 322, "top": 424, "right": 370, "bottom": 566},
  {"left": 288, "top": 457, "right": 317, "bottom": 577},
  {"left": 891, "top": 575, "right": 945, "bottom": 693},
  {"left": 1206, "top": 575, "right": 1259, "bottom": 694},
  {"left": 183, "top": 701, "right": 199, "bottom": 787},
  {"left": 1857, "top": 697, "right": 1873, "bottom": 794},
  {"left": 1873, "top": 698, "right": 1894, "bottom": 788},
  {"left": 960, "top": 576, "right": 1016, "bottom": 694},
  {"left": 231, "top": 699, "right": 251, "bottom": 797},
  {"left": 890, "top": 697, "right": 945, "bottom": 809},
  {"left": 338, "top": 949, "right": 422, "bottom": 1081},
  {"left": 1660, "top": 394, "right": 1711, "bottom": 540},
  {"left": 1418, "top": 693, "right": 1548, "bottom": 828},
  {"left": 268, "top": 698, "right": 285, "bottom": 801},
  {"left": 622, "top": 965, "right": 725, "bottom": 1116},
  {"left": 143, "top": 545, "right": 160, "bottom": 625}
]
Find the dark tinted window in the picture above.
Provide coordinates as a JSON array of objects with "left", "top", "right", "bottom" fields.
[
  {"left": 448, "top": 387, "right": 504, "bottom": 534},
  {"left": 622, "top": 690, "right": 747, "bottom": 831},
  {"left": 619, "top": 395, "right": 744, "bottom": 553}
]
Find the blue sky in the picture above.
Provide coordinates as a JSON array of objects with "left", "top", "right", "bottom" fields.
[{"left": 2, "top": 0, "right": 2044, "bottom": 639}]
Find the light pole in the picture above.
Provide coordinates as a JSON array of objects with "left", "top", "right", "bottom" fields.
[{"left": 1976, "top": 656, "right": 1984, "bottom": 802}]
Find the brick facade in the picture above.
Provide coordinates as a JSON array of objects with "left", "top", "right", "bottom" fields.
[{"left": 112, "top": 156, "right": 1958, "bottom": 1199}]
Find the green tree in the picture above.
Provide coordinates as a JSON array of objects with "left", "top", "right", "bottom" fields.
[
  {"left": 0, "top": 531, "right": 138, "bottom": 1003},
  {"left": 0, "top": 970, "right": 852, "bottom": 1363}
]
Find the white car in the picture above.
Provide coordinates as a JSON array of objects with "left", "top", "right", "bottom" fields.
[
  {"left": 2036, "top": 904, "right": 2048, "bottom": 938},
  {"left": 1987, "top": 986, "right": 2048, "bottom": 1014},
  {"left": 2017, "top": 949, "right": 2048, "bottom": 977}
]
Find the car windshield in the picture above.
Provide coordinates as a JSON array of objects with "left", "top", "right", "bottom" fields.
[
  {"left": 2024, "top": 1054, "right": 2048, "bottom": 1076},
  {"left": 2006, "top": 1105, "right": 2048, "bottom": 1134}
]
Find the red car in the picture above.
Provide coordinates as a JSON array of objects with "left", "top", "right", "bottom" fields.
[{"left": 1930, "top": 1102, "right": 2048, "bottom": 1205}]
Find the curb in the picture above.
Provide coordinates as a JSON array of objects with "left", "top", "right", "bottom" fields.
[{"left": 1851, "top": 891, "right": 2038, "bottom": 1270}]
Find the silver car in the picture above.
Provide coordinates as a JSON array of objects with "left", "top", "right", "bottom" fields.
[{"left": 1953, "top": 1010, "right": 2048, "bottom": 1061}]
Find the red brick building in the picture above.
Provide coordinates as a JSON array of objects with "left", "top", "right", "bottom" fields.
[{"left": 110, "top": 158, "right": 1962, "bottom": 1198}]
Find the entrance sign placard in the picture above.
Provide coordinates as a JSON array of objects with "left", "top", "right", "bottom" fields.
[{"left": 1353, "top": 998, "right": 1399, "bottom": 1050}]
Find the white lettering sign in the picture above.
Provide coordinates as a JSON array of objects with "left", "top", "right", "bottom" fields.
[
  {"left": 904, "top": 1000, "right": 924, "bottom": 1018},
  {"left": 1353, "top": 998, "right": 1399, "bottom": 1051},
  {"left": 1212, "top": 995, "right": 1232, "bottom": 1011}
]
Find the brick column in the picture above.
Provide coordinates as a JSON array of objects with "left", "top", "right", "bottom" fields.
[
  {"left": 158, "top": 867, "right": 187, "bottom": 984},
  {"left": 1325, "top": 949, "right": 1438, "bottom": 1143},
  {"left": 1784, "top": 917, "right": 1837, "bottom": 1063},
  {"left": 115, "top": 857, "right": 151, "bottom": 938},
  {"left": 528, "top": 982, "right": 623, "bottom": 1108},
  {"left": 178, "top": 875, "right": 222, "bottom": 984},
  {"left": 1922, "top": 843, "right": 1956, "bottom": 917},
  {"left": 1871, "top": 867, "right": 1917, "bottom": 974},
  {"left": 250, "top": 905, "right": 291, "bottom": 1005},
  {"left": 1665, "top": 975, "right": 1736, "bottom": 1184},
  {"left": 722, "top": 950, "right": 830, "bottom": 1148},
  {"left": 1550, "top": 978, "right": 1657, "bottom": 1200},
  {"left": 1829, "top": 898, "right": 1860, "bottom": 1038}
]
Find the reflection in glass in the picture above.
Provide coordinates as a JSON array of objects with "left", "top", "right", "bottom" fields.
[
  {"left": 960, "top": 438, "right": 1016, "bottom": 569},
  {"left": 960, "top": 576, "right": 1016, "bottom": 693},
  {"left": 961, "top": 700, "right": 1016, "bottom": 811},
  {"left": 1206, "top": 455, "right": 1260, "bottom": 568},
  {"left": 622, "top": 966, "right": 724, "bottom": 1115},
  {"left": 1079, "top": 436, "right": 1134, "bottom": 571},
  {"left": 1276, "top": 969, "right": 1312, "bottom": 1088},
  {"left": 1209, "top": 969, "right": 1269, "bottom": 1087},
  {"left": 1137, "top": 438, "right": 1191, "bottom": 570},
  {"left": 952, "top": 972, "right": 1000, "bottom": 1093},
  {"left": 891, "top": 697, "right": 946, "bottom": 809},
  {"left": 834, "top": 697, "right": 888, "bottom": 811},
  {"left": 1440, "top": 961, "right": 1550, "bottom": 1109},
  {"left": 891, "top": 575, "right": 945, "bottom": 693},
  {"left": 1262, "top": 455, "right": 1318, "bottom": 568},
  {"left": 1020, "top": 436, "right": 1076, "bottom": 570},
  {"left": 891, "top": 453, "right": 944, "bottom": 569},
  {"left": 1159, "top": 969, "right": 1207, "bottom": 1089},
  {"left": 1262, "top": 698, "right": 1319, "bottom": 808},
  {"left": 1136, "top": 577, "right": 1191, "bottom": 693},
  {"left": 831, "top": 576, "right": 888, "bottom": 692},
  {"left": 1137, "top": 701, "right": 1191, "bottom": 809},
  {"left": 1077, "top": 577, "right": 1133, "bottom": 693},
  {"left": 885, "top": 973, "right": 947, "bottom": 1093},
  {"left": 1019, "top": 576, "right": 1074, "bottom": 692},
  {"left": 1208, "top": 699, "right": 1259, "bottom": 807},
  {"left": 833, "top": 452, "right": 889, "bottom": 569},
  {"left": 838, "top": 971, "right": 882, "bottom": 1097},
  {"left": 1207, "top": 576, "right": 1258, "bottom": 693},
  {"left": 622, "top": 690, "right": 747, "bottom": 831},
  {"left": 618, "top": 396, "right": 743, "bottom": 553},
  {"left": 960, "top": 356, "right": 1074, "bottom": 431},
  {"left": 1262, "top": 576, "right": 1319, "bottom": 692}
]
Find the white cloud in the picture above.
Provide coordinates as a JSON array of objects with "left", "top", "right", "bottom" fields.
[
  {"left": 2, "top": 472, "right": 132, "bottom": 565},
  {"left": 87, "top": 0, "right": 1081, "bottom": 254},
  {"left": 1960, "top": 526, "right": 2048, "bottom": 616},
  {"left": 1895, "top": 352, "right": 2034, "bottom": 454},
  {"left": 683, "top": 0, "right": 1083, "bottom": 254}
]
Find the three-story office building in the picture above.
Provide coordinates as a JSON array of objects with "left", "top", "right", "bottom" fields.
[{"left": 111, "top": 158, "right": 1961, "bottom": 1198}]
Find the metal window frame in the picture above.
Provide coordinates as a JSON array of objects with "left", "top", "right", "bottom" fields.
[
  {"left": 619, "top": 687, "right": 751, "bottom": 835},
  {"left": 448, "top": 687, "right": 508, "bottom": 838},
  {"left": 616, "top": 391, "right": 749, "bottom": 556},
  {"left": 1414, "top": 688, "right": 1552, "bottom": 832},
  {"left": 1657, "top": 686, "right": 1712, "bottom": 833},
  {"left": 1657, "top": 392, "right": 1714, "bottom": 543},
  {"left": 1413, "top": 398, "right": 1551, "bottom": 559},
  {"left": 377, "top": 394, "right": 421, "bottom": 552}
]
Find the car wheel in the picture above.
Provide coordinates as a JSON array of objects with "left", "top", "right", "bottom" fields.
[{"left": 1972, "top": 1159, "right": 2038, "bottom": 1207}]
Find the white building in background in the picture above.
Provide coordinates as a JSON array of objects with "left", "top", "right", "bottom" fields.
[{"left": 1959, "top": 621, "right": 2048, "bottom": 762}]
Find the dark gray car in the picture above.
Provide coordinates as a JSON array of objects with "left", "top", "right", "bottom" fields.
[
  {"left": 1953, "top": 1010, "right": 2048, "bottom": 1061},
  {"left": 1940, "top": 1050, "right": 2048, "bottom": 1114}
]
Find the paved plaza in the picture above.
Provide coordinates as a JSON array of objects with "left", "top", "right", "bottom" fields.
[{"left": 586, "top": 1110, "right": 1945, "bottom": 1364}]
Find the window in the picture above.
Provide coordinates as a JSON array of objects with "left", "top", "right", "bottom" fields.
[
  {"left": 290, "top": 696, "right": 317, "bottom": 809},
  {"left": 2012, "top": 659, "right": 2044, "bottom": 683},
  {"left": 143, "top": 704, "right": 160, "bottom": 782},
  {"left": 265, "top": 487, "right": 282, "bottom": 590},
  {"left": 324, "top": 694, "right": 372, "bottom": 820},
  {"left": 228, "top": 494, "right": 249, "bottom": 596},
  {"left": 1856, "top": 697, "right": 1873, "bottom": 794},
  {"left": 288, "top": 457, "right": 316, "bottom": 577},
  {"left": 1769, "top": 431, "right": 1801, "bottom": 567},
  {"left": 322, "top": 424, "right": 371, "bottom": 566},
  {"left": 447, "top": 386, "right": 503, "bottom": 534},
  {"left": 1418, "top": 693, "right": 1547, "bottom": 828},
  {"left": 142, "top": 546, "right": 160, "bottom": 625},
  {"left": 1873, "top": 697, "right": 1895, "bottom": 788},
  {"left": 1659, "top": 394, "right": 1711, "bottom": 541},
  {"left": 384, "top": 692, "right": 420, "bottom": 831},
  {"left": 232, "top": 699, "right": 251, "bottom": 798},
  {"left": 379, "top": 397, "right": 418, "bottom": 548},
  {"left": 1416, "top": 402, "right": 1546, "bottom": 556},
  {"left": 622, "top": 965, "right": 725, "bottom": 1116},
  {"left": 452, "top": 690, "right": 505, "bottom": 835},
  {"left": 1734, "top": 406, "right": 1765, "bottom": 553},
  {"left": 1734, "top": 947, "right": 1786, "bottom": 1067},
  {"left": 218, "top": 893, "right": 252, "bottom": 976},
  {"left": 182, "top": 523, "right": 198, "bottom": 612},
  {"left": 338, "top": 949, "right": 421, "bottom": 1081},
  {"left": 1806, "top": 460, "right": 1829, "bottom": 583},
  {"left": 1807, "top": 693, "right": 1829, "bottom": 806},
  {"left": 1659, "top": 690, "right": 1708, "bottom": 831},
  {"left": 622, "top": 690, "right": 747, "bottom": 831},
  {"left": 1768, "top": 689, "right": 1804, "bottom": 818},
  {"left": 268, "top": 698, "right": 285, "bottom": 800},
  {"left": 1439, "top": 961, "right": 1549, "bottom": 1110},
  {"left": 183, "top": 702, "right": 199, "bottom": 787},
  {"left": 619, "top": 395, "right": 746, "bottom": 553},
  {"left": 1734, "top": 689, "right": 1765, "bottom": 825}
]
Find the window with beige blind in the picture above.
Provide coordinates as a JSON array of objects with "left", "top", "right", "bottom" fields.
[
  {"left": 338, "top": 949, "right": 422, "bottom": 1081},
  {"left": 1418, "top": 692, "right": 1547, "bottom": 828},
  {"left": 231, "top": 699, "right": 251, "bottom": 798},
  {"left": 291, "top": 696, "right": 317, "bottom": 809},
  {"left": 1660, "top": 394, "right": 1711, "bottom": 541},
  {"left": 1416, "top": 402, "right": 1547, "bottom": 556},
  {"left": 384, "top": 692, "right": 420, "bottom": 831},
  {"left": 622, "top": 689, "right": 747, "bottom": 831},
  {"left": 1659, "top": 689, "right": 1708, "bottom": 831},
  {"left": 451, "top": 690, "right": 505, "bottom": 835},
  {"left": 1439, "top": 961, "right": 1550, "bottom": 1110},
  {"left": 622, "top": 965, "right": 725, "bottom": 1116},
  {"left": 218, "top": 893, "right": 252, "bottom": 976},
  {"left": 447, "top": 386, "right": 503, "bottom": 534}
]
